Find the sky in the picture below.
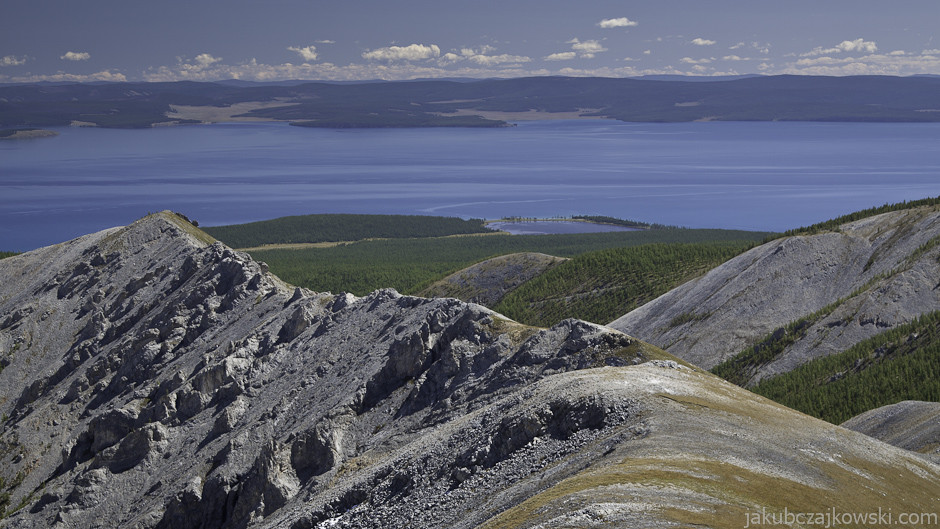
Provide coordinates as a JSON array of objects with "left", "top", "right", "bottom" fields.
[{"left": 2, "top": 0, "right": 939, "bottom": 83}]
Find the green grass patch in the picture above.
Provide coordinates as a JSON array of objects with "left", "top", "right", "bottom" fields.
[
  {"left": 203, "top": 214, "right": 492, "bottom": 249},
  {"left": 0, "top": 252, "right": 18, "bottom": 260},
  {"left": 750, "top": 310, "right": 940, "bottom": 424},
  {"left": 249, "top": 229, "right": 770, "bottom": 297},
  {"left": 493, "top": 241, "right": 754, "bottom": 327}
]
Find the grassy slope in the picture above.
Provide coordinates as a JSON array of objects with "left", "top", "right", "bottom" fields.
[
  {"left": 203, "top": 214, "right": 492, "bottom": 248},
  {"left": 249, "top": 228, "right": 770, "bottom": 297},
  {"left": 750, "top": 311, "right": 940, "bottom": 424},
  {"left": 494, "top": 241, "right": 756, "bottom": 327}
]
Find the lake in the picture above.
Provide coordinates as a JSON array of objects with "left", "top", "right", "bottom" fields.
[{"left": 2, "top": 120, "right": 939, "bottom": 251}]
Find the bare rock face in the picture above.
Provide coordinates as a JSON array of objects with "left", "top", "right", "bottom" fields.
[
  {"left": 610, "top": 205, "right": 940, "bottom": 383},
  {"left": 0, "top": 212, "right": 937, "bottom": 529}
]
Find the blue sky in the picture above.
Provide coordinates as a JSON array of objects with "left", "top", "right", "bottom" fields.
[{"left": 2, "top": 0, "right": 939, "bottom": 83}]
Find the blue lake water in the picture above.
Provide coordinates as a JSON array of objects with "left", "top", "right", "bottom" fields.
[{"left": 2, "top": 120, "right": 939, "bottom": 251}]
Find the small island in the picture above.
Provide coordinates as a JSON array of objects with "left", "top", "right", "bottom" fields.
[{"left": 0, "top": 128, "right": 59, "bottom": 140}]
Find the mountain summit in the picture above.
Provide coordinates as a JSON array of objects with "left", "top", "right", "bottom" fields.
[{"left": 1, "top": 212, "right": 937, "bottom": 528}]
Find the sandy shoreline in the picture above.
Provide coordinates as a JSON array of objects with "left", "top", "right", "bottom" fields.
[
  {"left": 166, "top": 100, "right": 300, "bottom": 123},
  {"left": 437, "top": 108, "right": 608, "bottom": 121}
]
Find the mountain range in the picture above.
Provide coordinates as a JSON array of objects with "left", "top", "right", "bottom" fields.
[
  {"left": 1, "top": 209, "right": 937, "bottom": 527},
  {"left": 4, "top": 75, "right": 940, "bottom": 129}
]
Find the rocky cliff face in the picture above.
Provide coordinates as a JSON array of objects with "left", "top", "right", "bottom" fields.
[
  {"left": 610, "top": 205, "right": 940, "bottom": 383},
  {"left": 1, "top": 212, "right": 937, "bottom": 528}
]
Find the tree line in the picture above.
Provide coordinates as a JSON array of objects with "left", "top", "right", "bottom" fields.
[{"left": 750, "top": 310, "right": 940, "bottom": 424}]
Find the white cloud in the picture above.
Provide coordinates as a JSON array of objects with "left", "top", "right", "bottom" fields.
[
  {"left": 680, "top": 57, "right": 713, "bottom": 64},
  {"left": 781, "top": 51, "right": 940, "bottom": 76},
  {"left": 315, "top": 40, "right": 335, "bottom": 44},
  {"left": 545, "top": 52, "right": 577, "bottom": 61},
  {"left": 194, "top": 53, "right": 222, "bottom": 67},
  {"left": 729, "top": 42, "right": 745, "bottom": 50},
  {"left": 691, "top": 38, "right": 716, "bottom": 46},
  {"left": 467, "top": 53, "right": 530, "bottom": 66},
  {"left": 598, "top": 17, "right": 638, "bottom": 29},
  {"left": 837, "top": 38, "right": 878, "bottom": 53},
  {"left": 922, "top": 49, "right": 940, "bottom": 55},
  {"left": 545, "top": 39, "right": 608, "bottom": 61},
  {"left": 439, "top": 52, "right": 461, "bottom": 65},
  {"left": 288, "top": 45, "right": 319, "bottom": 62},
  {"left": 887, "top": 50, "right": 906, "bottom": 56},
  {"left": 643, "top": 50, "right": 651, "bottom": 55},
  {"left": 722, "top": 55, "right": 750, "bottom": 61},
  {"left": 803, "top": 38, "right": 877, "bottom": 57},
  {"left": 439, "top": 46, "right": 529, "bottom": 67},
  {"left": 362, "top": 43, "right": 440, "bottom": 61},
  {"left": 0, "top": 69, "right": 126, "bottom": 83},
  {"left": 0, "top": 55, "right": 27, "bottom": 67},
  {"left": 569, "top": 39, "right": 608, "bottom": 54},
  {"left": 60, "top": 51, "right": 90, "bottom": 61}
]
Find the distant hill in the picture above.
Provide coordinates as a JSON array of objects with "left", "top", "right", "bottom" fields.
[
  {"left": 417, "top": 252, "right": 566, "bottom": 307},
  {"left": 4, "top": 75, "right": 940, "bottom": 128},
  {"left": 843, "top": 401, "right": 940, "bottom": 464}
]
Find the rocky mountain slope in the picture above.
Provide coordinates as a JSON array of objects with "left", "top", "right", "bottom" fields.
[
  {"left": 610, "top": 204, "right": 940, "bottom": 384},
  {"left": 843, "top": 401, "right": 940, "bottom": 464},
  {"left": 1, "top": 212, "right": 937, "bottom": 528}
]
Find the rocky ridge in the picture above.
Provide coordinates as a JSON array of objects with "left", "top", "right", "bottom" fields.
[
  {"left": 610, "top": 204, "right": 940, "bottom": 383},
  {"left": 0, "top": 212, "right": 937, "bottom": 528}
]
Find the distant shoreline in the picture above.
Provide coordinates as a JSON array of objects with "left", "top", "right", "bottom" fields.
[
  {"left": 486, "top": 218, "right": 644, "bottom": 235},
  {"left": 0, "top": 128, "right": 58, "bottom": 140}
]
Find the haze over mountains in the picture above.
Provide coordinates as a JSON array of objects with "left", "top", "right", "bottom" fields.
[{"left": 0, "top": 208, "right": 938, "bottom": 527}]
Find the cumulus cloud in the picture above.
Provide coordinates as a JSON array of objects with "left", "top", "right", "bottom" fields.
[
  {"left": 1, "top": 55, "right": 27, "bottom": 67},
  {"left": 598, "top": 17, "right": 638, "bottom": 28},
  {"left": 467, "top": 53, "right": 530, "bottom": 66},
  {"left": 437, "top": 46, "right": 529, "bottom": 67},
  {"left": 781, "top": 51, "right": 940, "bottom": 76},
  {"left": 0, "top": 69, "right": 126, "bottom": 83},
  {"left": 315, "top": 40, "right": 335, "bottom": 44},
  {"left": 439, "top": 52, "right": 461, "bottom": 65},
  {"left": 60, "top": 51, "right": 90, "bottom": 61},
  {"left": 680, "top": 57, "right": 714, "bottom": 64},
  {"left": 193, "top": 53, "right": 222, "bottom": 67},
  {"left": 923, "top": 49, "right": 940, "bottom": 56},
  {"left": 569, "top": 38, "right": 607, "bottom": 55},
  {"left": 545, "top": 52, "right": 577, "bottom": 61},
  {"left": 722, "top": 55, "right": 750, "bottom": 61},
  {"left": 362, "top": 43, "right": 440, "bottom": 61},
  {"left": 288, "top": 45, "right": 319, "bottom": 62},
  {"left": 691, "top": 38, "right": 716, "bottom": 46},
  {"left": 803, "top": 38, "right": 877, "bottom": 57}
]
